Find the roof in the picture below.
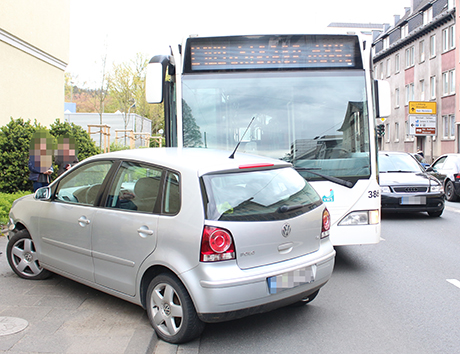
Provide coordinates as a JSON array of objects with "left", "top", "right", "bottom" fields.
[{"left": 328, "top": 23, "right": 385, "bottom": 30}]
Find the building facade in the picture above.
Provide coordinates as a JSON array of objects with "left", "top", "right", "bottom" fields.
[
  {"left": 0, "top": 0, "right": 69, "bottom": 126},
  {"left": 372, "top": 0, "right": 457, "bottom": 163}
]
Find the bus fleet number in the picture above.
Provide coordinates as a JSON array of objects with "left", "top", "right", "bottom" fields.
[{"left": 368, "top": 190, "right": 380, "bottom": 198}]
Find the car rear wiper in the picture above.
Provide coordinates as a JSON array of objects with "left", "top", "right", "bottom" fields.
[
  {"left": 278, "top": 204, "right": 304, "bottom": 213},
  {"left": 295, "top": 168, "right": 354, "bottom": 188}
]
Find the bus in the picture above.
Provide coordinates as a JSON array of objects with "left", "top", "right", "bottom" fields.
[{"left": 145, "top": 34, "right": 390, "bottom": 246}]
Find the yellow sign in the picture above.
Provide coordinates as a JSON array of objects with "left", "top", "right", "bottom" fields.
[{"left": 409, "top": 101, "right": 437, "bottom": 115}]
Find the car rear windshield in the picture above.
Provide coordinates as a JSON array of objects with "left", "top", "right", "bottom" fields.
[{"left": 202, "top": 167, "right": 322, "bottom": 221}]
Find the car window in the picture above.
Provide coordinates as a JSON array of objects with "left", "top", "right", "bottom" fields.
[
  {"left": 443, "top": 156, "right": 460, "bottom": 171},
  {"left": 378, "top": 153, "right": 422, "bottom": 173},
  {"left": 106, "top": 161, "right": 162, "bottom": 213},
  {"left": 202, "top": 167, "right": 321, "bottom": 221},
  {"left": 432, "top": 156, "right": 447, "bottom": 170},
  {"left": 163, "top": 171, "right": 180, "bottom": 215},
  {"left": 54, "top": 161, "right": 113, "bottom": 205}
]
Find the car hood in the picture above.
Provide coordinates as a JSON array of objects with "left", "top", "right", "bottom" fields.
[{"left": 379, "top": 171, "right": 435, "bottom": 186}]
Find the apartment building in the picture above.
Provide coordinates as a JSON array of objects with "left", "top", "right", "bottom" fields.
[
  {"left": 372, "top": 0, "right": 457, "bottom": 162},
  {"left": 0, "top": 1, "right": 69, "bottom": 126}
]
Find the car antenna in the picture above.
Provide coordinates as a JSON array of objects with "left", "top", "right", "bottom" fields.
[{"left": 229, "top": 116, "right": 255, "bottom": 159}]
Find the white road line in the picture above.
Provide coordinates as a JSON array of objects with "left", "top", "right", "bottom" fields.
[{"left": 447, "top": 279, "right": 460, "bottom": 289}]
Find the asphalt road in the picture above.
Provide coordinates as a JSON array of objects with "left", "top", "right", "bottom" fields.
[{"left": 160, "top": 203, "right": 460, "bottom": 354}]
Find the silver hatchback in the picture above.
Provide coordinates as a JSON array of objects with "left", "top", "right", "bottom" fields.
[{"left": 7, "top": 148, "right": 335, "bottom": 343}]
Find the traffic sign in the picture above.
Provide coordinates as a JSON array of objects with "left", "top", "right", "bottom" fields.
[
  {"left": 409, "top": 101, "right": 437, "bottom": 115},
  {"left": 409, "top": 115, "right": 436, "bottom": 136}
]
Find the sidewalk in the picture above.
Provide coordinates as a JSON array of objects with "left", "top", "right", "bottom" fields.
[{"left": 0, "top": 235, "right": 158, "bottom": 353}]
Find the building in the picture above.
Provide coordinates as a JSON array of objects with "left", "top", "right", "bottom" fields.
[
  {"left": 0, "top": 1, "right": 69, "bottom": 126},
  {"left": 372, "top": 0, "right": 456, "bottom": 163},
  {"left": 64, "top": 112, "right": 153, "bottom": 150}
]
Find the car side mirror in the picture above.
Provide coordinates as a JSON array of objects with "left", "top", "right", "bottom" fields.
[
  {"left": 34, "top": 186, "right": 51, "bottom": 200},
  {"left": 425, "top": 167, "right": 434, "bottom": 172}
]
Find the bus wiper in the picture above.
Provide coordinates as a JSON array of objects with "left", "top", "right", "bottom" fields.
[
  {"left": 295, "top": 168, "right": 354, "bottom": 188},
  {"left": 278, "top": 204, "right": 304, "bottom": 213}
]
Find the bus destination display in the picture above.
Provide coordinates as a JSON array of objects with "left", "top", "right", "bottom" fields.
[{"left": 184, "top": 35, "right": 362, "bottom": 72}]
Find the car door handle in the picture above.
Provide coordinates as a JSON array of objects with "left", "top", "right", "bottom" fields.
[
  {"left": 137, "top": 227, "right": 154, "bottom": 237},
  {"left": 78, "top": 217, "right": 91, "bottom": 226}
]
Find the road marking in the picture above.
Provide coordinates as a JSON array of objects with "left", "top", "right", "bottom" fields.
[
  {"left": 445, "top": 205, "right": 460, "bottom": 214},
  {"left": 447, "top": 279, "right": 460, "bottom": 289}
]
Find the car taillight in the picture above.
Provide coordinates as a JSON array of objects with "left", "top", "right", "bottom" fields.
[
  {"left": 455, "top": 173, "right": 460, "bottom": 181},
  {"left": 200, "top": 226, "right": 236, "bottom": 262},
  {"left": 321, "top": 208, "right": 330, "bottom": 239}
]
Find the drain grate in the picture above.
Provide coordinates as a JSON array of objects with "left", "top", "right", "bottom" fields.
[{"left": 0, "top": 317, "right": 29, "bottom": 336}]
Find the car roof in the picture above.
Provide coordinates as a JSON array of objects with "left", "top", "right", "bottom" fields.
[{"left": 85, "top": 148, "right": 291, "bottom": 175}]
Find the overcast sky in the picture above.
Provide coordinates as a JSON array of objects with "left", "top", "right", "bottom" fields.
[{"left": 67, "top": 0, "right": 410, "bottom": 87}]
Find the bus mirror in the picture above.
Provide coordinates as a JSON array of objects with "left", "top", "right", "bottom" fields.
[
  {"left": 375, "top": 80, "right": 391, "bottom": 118},
  {"left": 145, "top": 62, "right": 164, "bottom": 104}
]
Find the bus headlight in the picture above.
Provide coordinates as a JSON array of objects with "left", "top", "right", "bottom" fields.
[{"left": 339, "top": 210, "right": 379, "bottom": 226}]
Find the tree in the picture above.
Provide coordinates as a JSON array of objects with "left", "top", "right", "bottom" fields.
[
  {"left": 182, "top": 100, "right": 203, "bottom": 147},
  {"left": 109, "top": 60, "right": 136, "bottom": 140}
]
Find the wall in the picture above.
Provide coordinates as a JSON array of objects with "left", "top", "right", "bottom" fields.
[{"left": 0, "top": 0, "right": 69, "bottom": 126}]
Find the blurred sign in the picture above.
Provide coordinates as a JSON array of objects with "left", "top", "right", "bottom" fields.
[
  {"left": 409, "top": 101, "right": 437, "bottom": 114},
  {"left": 409, "top": 115, "right": 436, "bottom": 136}
]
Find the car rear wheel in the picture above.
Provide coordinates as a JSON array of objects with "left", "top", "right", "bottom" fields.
[
  {"left": 146, "top": 273, "right": 205, "bottom": 344},
  {"left": 445, "top": 180, "right": 458, "bottom": 202},
  {"left": 6, "top": 230, "right": 51, "bottom": 280}
]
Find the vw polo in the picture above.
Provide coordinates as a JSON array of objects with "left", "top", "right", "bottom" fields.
[{"left": 7, "top": 148, "right": 335, "bottom": 343}]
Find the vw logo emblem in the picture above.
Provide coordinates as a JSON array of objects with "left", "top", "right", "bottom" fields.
[{"left": 281, "top": 223, "right": 291, "bottom": 238}]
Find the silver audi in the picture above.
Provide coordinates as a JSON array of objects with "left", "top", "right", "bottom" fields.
[{"left": 7, "top": 148, "right": 335, "bottom": 343}]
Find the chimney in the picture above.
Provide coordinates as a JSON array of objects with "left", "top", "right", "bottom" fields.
[
  {"left": 394, "top": 15, "right": 400, "bottom": 25},
  {"left": 405, "top": 7, "right": 411, "bottom": 14},
  {"left": 411, "top": 0, "right": 423, "bottom": 12}
]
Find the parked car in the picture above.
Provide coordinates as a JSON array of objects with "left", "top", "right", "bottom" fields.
[
  {"left": 6, "top": 148, "right": 335, "bottom": 344},
  {"left": 378, "top": 151, "right": 445, "bottom": 217},
  {"left": 426, "top": 153, "right": 460, "bottom": 202}
]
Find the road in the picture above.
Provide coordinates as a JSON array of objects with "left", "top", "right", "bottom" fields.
[{"left": 160, "top": 203, "right": 460, "bottom": 354}]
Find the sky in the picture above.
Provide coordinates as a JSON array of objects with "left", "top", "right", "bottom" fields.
[{"left": 67, "top": 0, "right": 411, "bottom": 88}]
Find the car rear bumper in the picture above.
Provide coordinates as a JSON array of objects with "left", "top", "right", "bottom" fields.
[
  {"left": 381, "top": 193, "right": 445, "bottom": 213},
  {"left": 180, "top": 241, "right": 335, "bottom": 322}
]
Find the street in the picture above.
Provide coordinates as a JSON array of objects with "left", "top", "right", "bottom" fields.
[{"left": 162, "top": 203, "right": 460, "bottom": 354}]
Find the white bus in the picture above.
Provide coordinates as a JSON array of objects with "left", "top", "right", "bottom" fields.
[{"left": 146, "top": 34, "right": 390, "bottom": 246}]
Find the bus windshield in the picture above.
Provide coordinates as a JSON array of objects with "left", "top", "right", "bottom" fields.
[{"left": 182, "top": 70, "right": 370, "bottom": 182}]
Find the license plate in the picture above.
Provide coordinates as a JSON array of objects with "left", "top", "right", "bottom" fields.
[
  {"left": 400, "top": 196, "right": 426, "bottom": 205},
  {"left": 267, "top": 265, "right": 316, "bottom": 294}
]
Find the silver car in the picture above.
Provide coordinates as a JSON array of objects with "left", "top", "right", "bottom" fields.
[{"left": 6, "top": 148, "right": 335, "bottom": 344}]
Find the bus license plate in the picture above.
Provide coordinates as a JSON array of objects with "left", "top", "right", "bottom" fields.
[
  {"left": 400, "top": 196, "right": 426, "bottom": 205},
  {"left": 267, "top": 266, "right": 316, "bottom": 294}
]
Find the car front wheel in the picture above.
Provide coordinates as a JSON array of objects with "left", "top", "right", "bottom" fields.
[
  {"left": 146, "top": 273, "right": 205, "bottom": 344},
  {"left": 445, "top": 180, "right": 459, "bottom": 202},
  {"left": 6, "top": 230, "right": 51, "bottom": 280}
]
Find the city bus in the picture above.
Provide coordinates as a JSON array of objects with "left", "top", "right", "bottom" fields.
[{"left": 145, "top": 34, "right": 390, "bottom": 246}]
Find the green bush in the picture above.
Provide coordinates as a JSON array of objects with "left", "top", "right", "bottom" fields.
[
  {"left": 0, "top": 118, "right": 100, "bottom": 194},
  {"left": 0, "top": 191, "right": 32, "bottom": 226},
  {"left": 49, "top": 119, "right": 100, "bottom": 161},
  {"left": 0, "top": 118, "right": 41, "bottom": 193}
]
